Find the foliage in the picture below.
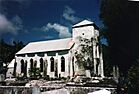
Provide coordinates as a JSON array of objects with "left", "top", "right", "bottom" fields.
[
  {"left": 0, "top": 39, "right": 24, "bottom": 76},
  {"left": 100, "top": 0, "right": 139, "bottom": 93},
  {"left": 0, "top": 39, "right": 14, "bottom": 65},
  {"left": 127, "top": 60, "right": 139, "bottom": 94},
  {"left": 29, "top": 68, "right": 41, "bottom": 79},
  {"left": 102, "top": 44, "right": 113, "bottom": 76},
  {"left": 100, "top": 0, "right": 139, "bottom": 75},
  {"left": 99, "top": 78, "right": 117, "bottom": 87},
  {"left": 75, "top": 37, "right": 93, "bottom": 70}
]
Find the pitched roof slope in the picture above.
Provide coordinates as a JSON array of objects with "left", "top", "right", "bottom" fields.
[
  {"left": 72, "top": 20, "right": 94, "bottom": 28},
  {"left": 8, "top": 59, "right": 15, "bottom": 68},
  {"left": 16, "top": 38, "right": 74, "bottom": 55}
]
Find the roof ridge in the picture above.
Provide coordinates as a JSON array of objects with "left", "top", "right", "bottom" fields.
[{"left": 29, "top": 38, "right": 72, "bottom": 44}]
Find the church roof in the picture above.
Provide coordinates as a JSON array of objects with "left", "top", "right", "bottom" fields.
[
  {"left": 72, "top": 20, "right": 94, "bottom": 28},
  {"left": 8, "top": 59, "right": 15, "bottom": 68},
  {"left": 16, "top": 38, "right": 74, "bottom": 55}
]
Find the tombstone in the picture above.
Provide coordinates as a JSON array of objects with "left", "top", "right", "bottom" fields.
[
  {"left": 32, "top": 86, "right": 40, "bottom": 94},
  {"left": 0, "top": 74, "right": 5, "bottom": 81},
  {"left": 86, "top": 70, "right": 91, "bottom": 78}
]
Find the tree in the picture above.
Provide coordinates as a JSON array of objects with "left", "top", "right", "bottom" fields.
[
  {"left": 99, "top": 28, "right": 113, "bottom": 77},
  {"left": 0, "top": 39, "right": 14, "bottom": 76},
  {"left": 100, "top": 0, "right": 139, "bottom": 76},
  {"left": 102, "top": 44, "right": 113, "bottom": 77},
  {"left": 0, "top": 39, "right": 24, "bottom": 77},
  {"left": 100, "top": 0, "right": 139, "bottom": 93},
  {"left": 127, "top": 60, "right": 139, "bottom": 94}
]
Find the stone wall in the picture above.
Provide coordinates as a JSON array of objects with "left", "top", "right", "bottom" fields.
[
  {"left": 0, "top": 86, "right": 36, "bottom": 94},
  {"left": 0, "top": 86, "right": 117, "bottom": 94}
]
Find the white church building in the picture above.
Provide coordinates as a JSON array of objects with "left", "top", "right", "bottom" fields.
[{"left": 10, "top": 20, "right": 104, "bottom": 78}]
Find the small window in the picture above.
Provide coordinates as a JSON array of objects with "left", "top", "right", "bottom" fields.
[
  {"left": 50, "top": 57, "right": 54, "bottom": 72},
  {"left": 61, "top": 56, "right": 65, "bottom": 72},
  {"left": 37, "top": 53, "right": 44, "bottom": 57},
  {"left": 27, "top": 53, "right": 35, "bottom": 57}
]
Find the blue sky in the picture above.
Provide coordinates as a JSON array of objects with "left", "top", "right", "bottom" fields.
[{"left": 0, "top": 0, "right": 103, "bottom": 44}]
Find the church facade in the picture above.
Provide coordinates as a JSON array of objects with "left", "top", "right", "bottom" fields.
[{"left": 14, "top": 20, "right": 104, "bottom": 78}]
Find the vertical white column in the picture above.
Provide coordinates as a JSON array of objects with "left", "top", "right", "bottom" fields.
[
  {"left": 47, "top": 56, "right": 50, "bottom": 77},
  {"left": 100, "top": 49, "right": 104, "bottom": 78},
  {"left": 68, "top": 51, "right": 72, "bottom": 77},
  {"left": 116, "top": 66, "right": 119, "bottom": 79},
  {"left": 96, "top": 45, "right": 100, "bottom": 58},
  {"left": 55, "top": 53, "right": 58, "bottom": 78},
  {"left": 44, "top": 53, "right": 48, "bottom": 77},
  {"left": 93, "top": 39, "right": 97, "bottom": 75},
  {"left": 25, "top": 54, "right": 29, "bottom": 77},
  {"left": 97, "top": 45, "right": 101, "bottom": 76},
  {"left": 113, "top": 66, "right": 119, "bottom": 79},
  {"left": 113, "top": 66, "right": 116, "bottom": 78}
]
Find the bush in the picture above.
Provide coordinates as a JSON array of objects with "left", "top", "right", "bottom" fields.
[
  {"left": 28, "top": 68, "right": 41, "bottom": 79},
  {"left": 127, "top": 61, "right": 139, "bottom": 94},
  {"left": 99, "top": 78, "right": 117, "bottom": 87}
]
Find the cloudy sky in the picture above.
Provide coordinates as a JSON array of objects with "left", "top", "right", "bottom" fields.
[{"left": 0, "top": 0, "right": 102, "bottom": 44}]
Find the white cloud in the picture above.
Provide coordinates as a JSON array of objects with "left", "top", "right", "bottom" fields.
[
  {"left": 42, "top": 23, "right": 71, "bottom": 38},
  {"left": 43, "top": 35, "right": 54, "bottom": 39},
  {"left": 12, "top": 15, "right": 28, "bottom": 33},
  {"left": 63, "top": 6, "right": 80, "bottom": 23},
  {"left": 0, "top": 13, "right": 17, "bottom": 35},
  {"left": 64, "top": 6, "right": 75, "bottom": 14},
  {"left": 0, "top": 13, "right": 26, "bottom": 35},
  {"left": 12, "top": 15, "right": 23, "bottom": 31}
]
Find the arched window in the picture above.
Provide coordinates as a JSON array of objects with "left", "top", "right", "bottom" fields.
[
  {"left": 30, "top": 59, "right": 33, "bottom": 71},
  {"left": 50, "top": 57, "right": 54, "bottom": 72},
  {"left": 61, "top": 56, "right": 65, "bottom": 72},
  {"left": 21, "top": 59, "right": 24, "bottom": 73},
  {"left": 40, "top": 58, "right": 44, "bottom": 72}
]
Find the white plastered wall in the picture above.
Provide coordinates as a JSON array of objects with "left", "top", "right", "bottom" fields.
[{"left": 15, "top": 50, "right": 72, "bottom": 78}]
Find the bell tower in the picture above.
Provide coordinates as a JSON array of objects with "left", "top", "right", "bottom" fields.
[
  {"left": 72, "top": 20, "right": 96, "bottom": 40},
  {"left": 72, "top": 20, "right": 104, "bottom": 77},
  {"left": 72, "top": 20, "right": 99, "bottom": 50}
]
